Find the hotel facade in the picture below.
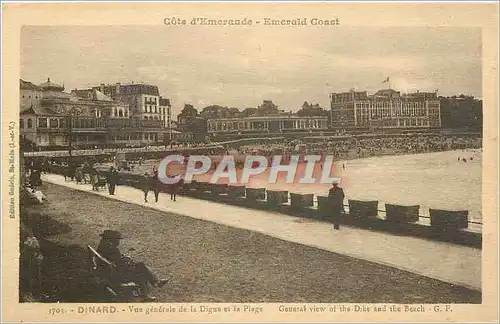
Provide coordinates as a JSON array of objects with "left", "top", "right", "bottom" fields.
[
  {"left": 330, "top": 89, "right": 441, "bottom": 130},
  {"left": 20, "top": 79, "right": 170, "bottom": 150}
]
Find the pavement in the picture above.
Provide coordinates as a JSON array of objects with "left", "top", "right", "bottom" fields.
[{"left": 42, "top": 173, "right": 482, "bottom": 291}]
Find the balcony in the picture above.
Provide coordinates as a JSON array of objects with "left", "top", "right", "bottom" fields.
[
  {"left": 72, "top": 127, "right": 107, "bottom": 133},
  {"left": 35, "top": 127, "right": 67, "bottom": 134},
  {"left": 136, "top": 119, "right": 163, "bottom": 129}
]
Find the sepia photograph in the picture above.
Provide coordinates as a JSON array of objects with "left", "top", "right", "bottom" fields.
[{"left": 2, "top": 2, "right": 498, "bottom": 323}]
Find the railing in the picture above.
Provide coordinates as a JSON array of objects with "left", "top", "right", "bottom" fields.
[
  {"left": 23, "top": 143, "right": 226, "bottom": 157},
  {"left": 289, "top": 193, "right": 482, "bottom": 227}
]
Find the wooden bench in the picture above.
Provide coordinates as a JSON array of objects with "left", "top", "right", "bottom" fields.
[{"left": 87, "top": 245, "right": 139, "bottom": 301}]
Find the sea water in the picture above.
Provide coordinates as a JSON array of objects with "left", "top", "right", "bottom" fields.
[{"left": 122, "top": 149, "right": 482, "bottom": 222}]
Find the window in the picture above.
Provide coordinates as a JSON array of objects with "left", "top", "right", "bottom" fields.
[
  {"left": 20, "top": 119, "right": 24, "bottom": 129},
  {"left": 114, "top": 108, "right": 117, "bottom": 116},
  {"left": 27, "top": 118, "right": 33, "bottom": 128},
  {"left": 38, "top": 118, "right": 48, "bottom": 128},
  {"left": 50, "top": 118, "right": 59, "bottom": 128},
  {"left": 119, "top": 109, "right": 123, "bottom": 117}
]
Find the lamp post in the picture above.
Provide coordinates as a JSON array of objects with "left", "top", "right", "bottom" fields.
[{"left": 66, "top": 107, "right": 82, "bottom": 157}]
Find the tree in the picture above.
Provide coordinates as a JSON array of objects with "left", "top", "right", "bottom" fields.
[
  {"left": 240, "top": 107, "right": 258, "bottom": 117},
  {"left": 297, "top": 102, "right": 327, "bottom": 117},
  {"left": 179, "top": 104, "right": 198, "bottom": 118},
  {"left": 439, "top": 96, "right": 482, "bottom": 130},
  {"left": 177, "top": 104, "right": 207, "bottom": 141},
  {"left": 257, "top": 100, "right": 279, "bottom": 115},
  {"left": 201, "top": 105, "right": 225, "bottom": 119},
  {"left": 228, "top": 107, "right": 240, "bottom": 117},
  {"left": 201, "top": 105, "right": 241, "bottom": 119}
]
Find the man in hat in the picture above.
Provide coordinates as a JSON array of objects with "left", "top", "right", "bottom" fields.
[
  {"left": 328, "top": 180, "right": 345, "bottom": 230},
  {"left": 97, "top": 230, "right": 168, "bottom": 301}
]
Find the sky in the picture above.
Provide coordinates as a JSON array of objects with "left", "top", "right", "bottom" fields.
[{"left": 21, "top": 26, "right": 482, "bottom": 117}]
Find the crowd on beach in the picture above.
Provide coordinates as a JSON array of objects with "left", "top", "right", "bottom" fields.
[{"left": 237, "top": 135, "right": 482, "bottom": 160}]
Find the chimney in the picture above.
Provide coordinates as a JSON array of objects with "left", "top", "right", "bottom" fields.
[
  {"left": 100, "top": 83, "right": 105, "bottom": 93},
  {"left": 116, "top": 83, "right": 121, "bottom": 95}
]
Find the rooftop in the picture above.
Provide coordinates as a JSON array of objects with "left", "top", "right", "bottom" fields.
[
  {"left": 71, "top": 89, "right": 114, "bottom": 102},
  {"left": 20, "top": 79, "right": 41, "bottom": 90},
  {"left": 20, "top": 105, "right": 59, "bottom": 116},
  {"left": 38, "top": 78, "right": 65, "bottom": 91}
]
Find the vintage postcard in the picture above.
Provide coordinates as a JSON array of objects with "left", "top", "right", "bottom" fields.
[{"left": 1, "top": 2, "right": 498, "bottom": 323}]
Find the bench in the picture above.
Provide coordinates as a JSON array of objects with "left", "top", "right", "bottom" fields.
[{"left": 87, "top": 245, "right": 139, "bottom": 301}]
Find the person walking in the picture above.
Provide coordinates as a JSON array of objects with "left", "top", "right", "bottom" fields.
[
  {"left": 140, "top": 172, "right": 152, "bottom": 203},
  {"left": 89, "top": 167, "right": 99, "bottom": 191},
  {"left": 107, "top": 166, "right": 119, "bottom": 195},
  {"left": 152, "top": 170, "right": 161, "bottom": 203},
  {"left": 169, "top": 176, "right": 183, "bottom": 202},
  {"left": 328, "top": 181, "right": 345, "bottom": 230},
  {"left": 29, "top": 169, "right": 41, "bottom": 187},
  {"left": 75, "top": 165, "right": 84, "bottom": 184}
]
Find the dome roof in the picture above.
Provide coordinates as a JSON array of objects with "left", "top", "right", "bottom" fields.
[{"left": 38, "top": 78, "right": 64, "bottom": 91}]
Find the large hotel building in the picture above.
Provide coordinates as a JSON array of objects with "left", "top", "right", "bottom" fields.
[
  {"left": 330, "top": 89, "right": 441, "bottom": 130},
  {"left": 20, "top": 78, "right": 171, "bottom": 150}
]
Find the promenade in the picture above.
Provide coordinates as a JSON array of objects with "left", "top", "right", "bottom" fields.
[
  {"left": 42, "top": 174, "right": 481, "bottom": 290},
  {"left": 42, "top": 173, "right": 481, "bottom": 291}
]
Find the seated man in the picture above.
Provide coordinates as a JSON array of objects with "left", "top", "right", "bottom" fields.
[{"left": 96, "top": 230, "right": 168, "bottom": 301}]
